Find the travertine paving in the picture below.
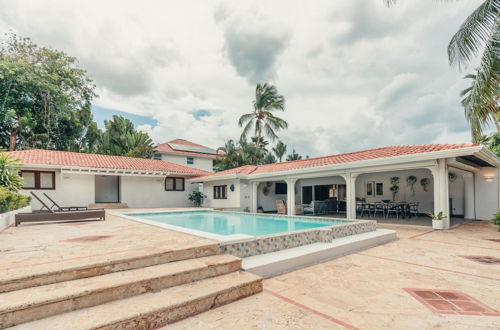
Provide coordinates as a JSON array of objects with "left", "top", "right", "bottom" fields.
[{"left": 169, "top": 221, "right": 500, "bottom": 330}]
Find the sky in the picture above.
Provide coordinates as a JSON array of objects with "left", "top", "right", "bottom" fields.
[{"left": 0, "top": 0, "right": 488, "bottom": 157}]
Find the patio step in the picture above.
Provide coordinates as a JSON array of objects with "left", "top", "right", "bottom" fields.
[
  {"left": 8, "top": 271, "right": 262, "bottom": 330},
  {"left": 0, "top": 243, "right": 219, "bottom": 293},
  {"left": 0, "top": 254, "right": 243, "bottom": 328}
]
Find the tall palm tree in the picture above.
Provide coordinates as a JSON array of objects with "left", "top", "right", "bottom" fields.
[
  {"left": 286, "top": 149, "right": 302, "bottom": 161},
  {"left": 386, "top": 0, "right": 499, "bottom": 142},
  {"left": 272, "top": 140, "right": 287, "bottom": 162},
  {"left": 449, "top": 0, "right": 499, "bottom": 142},
  {"left": 239, "top": 83, "right": 288, "bottom": 148}
]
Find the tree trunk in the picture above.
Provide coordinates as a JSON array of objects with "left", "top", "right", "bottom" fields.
[{"left": 9, "top": 129, "right": 18, "bottom": 151}]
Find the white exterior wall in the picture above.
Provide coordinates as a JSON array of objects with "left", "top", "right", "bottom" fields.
[
  {"left": 356, "top": 169, "right": 435, "bottom": 213},
  {"left": 120, "top": 176, "right": 196, "bottom": 208},
  {"left": 239, "top": 179, "right": 252, "bottom": 211},
  {"left": 256, "top": 181, "right": 288, "bottom": 212},
  {"left": 161, "top": 154, "right": 214, "bottom": 172},
  {"left": 475, "top": 167, "right": 500, "bottom": 220},
  {"left": 19, "top": 169, "right": 95, "bottom": 210},
  {"left": 202, "top": 179, "right": 241, "bottom": 210}
]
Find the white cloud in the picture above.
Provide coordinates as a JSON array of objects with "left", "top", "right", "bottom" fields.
[{"left": 0, "top": 0, "right": 485, "bottom": 157}]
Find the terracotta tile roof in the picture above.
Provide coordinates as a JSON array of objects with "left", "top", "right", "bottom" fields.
[
  {"left": 6, "top": 149, "right": 211, "bottom": 176},
  {"left": 156, "top": 139, "right": 219, "bottom": 158},
  {"left": 202, "top": 144, "right": 478, "bottom": 179}
]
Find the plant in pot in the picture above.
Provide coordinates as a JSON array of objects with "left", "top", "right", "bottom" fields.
[
  {"left": 389, "top": 176, "right": 400, "bottom": 201},
  {"left": 406, "top": 175, "right": 417, "bottom": 196},
  {"left": 188, "top": 191, "right": 204, "bottom": 207},
  {"left": 427, "top": 211, "right": 446, "bottom": 230},
  {"left": 257, "top": 206, "right": 264, "bottom": 213},
  {"left": 492, "top": 212, "right": 500, "bottom": 231}
]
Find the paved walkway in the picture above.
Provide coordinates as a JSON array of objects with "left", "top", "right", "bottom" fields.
[{"left": 169, "top": 221, "right": 500, "bottom": 329}]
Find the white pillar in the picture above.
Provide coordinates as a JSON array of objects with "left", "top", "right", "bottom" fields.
[
  {"left": 342, "top": 173, "right": 358, "bottom": 219},
  {"left": 431, "top": 160, "right": 450, "bottom": 229},
  {"left": 251, "top": 182, "right": 259, "bottom": 213},
  {"left": 463, "top": 173, "right": 475, "bottom": 220},
  {"left": 286, "top": 178, "right": 297, "bottom": 215}
]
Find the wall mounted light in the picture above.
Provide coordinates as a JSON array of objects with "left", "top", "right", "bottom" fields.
[{"left": 484, "top": 175, "right": 494, "bottom": 182}]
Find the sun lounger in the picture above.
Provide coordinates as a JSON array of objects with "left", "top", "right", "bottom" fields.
[
  {"left": 15, "top": 209, "right": 105, "bottom": 226},
  {"left": 43, "top": 193, "right": 88, "bottom": 211}
]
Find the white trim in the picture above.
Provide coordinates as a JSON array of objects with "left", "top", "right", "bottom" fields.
[{"left": 192, "top": 146, "right": 498, "bottom": 183}]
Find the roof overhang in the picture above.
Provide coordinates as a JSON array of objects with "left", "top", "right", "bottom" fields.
[
  {"left": 22, "top": 163, "right": 200, "bottom": 178},
  {"left": 191, "top": 145, "right": 498, "bottom": 183}
]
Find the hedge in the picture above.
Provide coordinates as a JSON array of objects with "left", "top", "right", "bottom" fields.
[{"left": 0, "top": 187, "right": 31, "bottom": 213}]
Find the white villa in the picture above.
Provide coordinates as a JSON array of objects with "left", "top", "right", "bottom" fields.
[
  {"left": 5, "top": 142, "right": 499, "bottom": 230},
  {"left": 153, "top": 139, "right": 219, "bottom": 172},
  {"left": 194, "top": 144, "right": 500, "bottom": 229}
]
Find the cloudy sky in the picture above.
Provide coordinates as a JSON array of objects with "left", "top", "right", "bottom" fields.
[{"left": 0, "top": 0, "right": 487, "bottom": 157}]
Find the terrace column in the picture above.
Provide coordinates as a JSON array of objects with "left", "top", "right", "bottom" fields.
[
  {"left": 430, "top": 160, "right": 450, "bottom": 229},
  {"left": 342, "top": 172, "right": 358, "bottom": 219},
  {"left": 463, "top": 172, "right": 475, "bottom": 220},
  {"left": 286, "top": 178, "right": 297, "bottom": 215},
  {"left": 251, "top": 182, "right": 259, "bottom": 213}
]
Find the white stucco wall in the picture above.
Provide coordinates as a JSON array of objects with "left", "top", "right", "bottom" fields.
[
  {"left": 161, "top": 154, "right": 214, "bottom": 172},
  {"left": 356, "top": 169, "right": 435, "bottom": 214},
  {"left": 202, "top": 179, "right": 241, "bottom": 210},
  {"left": 19, "top": 169, "right": 95, "bottom": 210},
  {"left": 256, "top": 181, "right": 288, "bottom": 212},
  {"left": 120, "top": 176, "right": 196, "bottom": 208},
  {"left": 475, "top": 167, "right": 500, "bottom": 220}
]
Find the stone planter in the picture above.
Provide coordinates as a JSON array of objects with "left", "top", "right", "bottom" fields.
[
  {"left": 0, "top": 205, "right": 32, "bottom": 231},
  {"left": 432, "top": 219, "right": 444, "bottom": 230}
]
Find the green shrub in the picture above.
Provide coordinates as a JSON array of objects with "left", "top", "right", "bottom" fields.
[
  {"left": 0, "top": 153, "right": 24, "bottom": 191},
  {"left": 492, "top": 212, "right": 500, "bottom": 230},
  {"left": 188, "top": 191, "right": 204, "bottom": 207},
  {"left": 0, "top": 187, "right": 30, "bottom": 213}
]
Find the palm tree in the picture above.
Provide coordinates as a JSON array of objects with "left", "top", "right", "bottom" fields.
[
  {"left": 238, "top": 83, "right": 288, "bottom": 148},
  {"left": 460, "top": 71, "right": 499, "bottom": 142},
  {"left": 286, "top": 149, "right": 302, "bottom": 161},
  {"left": 386, "top": 0, "right": 499, "bottom": 142},
  {"left": 272, "top": 140, "right": 287, "bottom": 162}
]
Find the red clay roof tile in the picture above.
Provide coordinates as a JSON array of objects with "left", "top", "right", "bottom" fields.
[
  {"left": 6, "top": 149, "right": 210, "bottom": 176},
  {"left": 202, "top": 144, "right": 477, "bottom": 179}
]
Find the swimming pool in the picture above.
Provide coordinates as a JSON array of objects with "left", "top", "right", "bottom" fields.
[{"left": 118, "top": 210, "right": 350, "bottom": 241}]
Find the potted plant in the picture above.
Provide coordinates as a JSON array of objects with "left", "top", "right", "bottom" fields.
[
  {"left": 257, "top": 206, "right": 264, "bottom": 213},
  {"left": 427, "top": 211, "right": 446, "bottom": 230},
  {"left": 188, "top": 191, "right": 204, "bottom": 207},
  {"left": 492, "top": 212, "right": 500, "bottom": 231}
]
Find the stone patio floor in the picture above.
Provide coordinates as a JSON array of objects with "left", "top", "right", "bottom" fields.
[
  {"left": 1, "top": 210, "right": 499, "bottom": 329},
  {"left": 168, "top": 221, "right": 500, "bottom": 330}
]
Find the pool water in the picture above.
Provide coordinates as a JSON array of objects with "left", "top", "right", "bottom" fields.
[{"left": 127, "top": 211, "right": 347, "bottom": 237}]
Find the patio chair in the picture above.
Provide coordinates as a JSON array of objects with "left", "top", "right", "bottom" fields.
[
  {"left": 43, "top": 193, "right": 88, "bottom": 211},
  {"left": 409, "top": 202, "right": 419, "bottom": 217},
  {"left": 276, "top": 200, "right": 287, "bottom": 214},
  {"left": 359, "top": 203, "right": 373, "bottom": 218},
  {"left": 386, "top": 203, "right": 401, "bottom": 219},
  {"left": 373, "top": 202, "right": 386, "bottom": 218}
]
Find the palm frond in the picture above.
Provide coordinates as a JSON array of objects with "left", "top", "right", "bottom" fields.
[
  {"left": 238, "top": 113, "right": 254, "bottom": 127},
  {"left": 448, "top": 0, "right": 499, "bottom": 69},
  {"left": 240, "top": 118, "right": 254, "bottom": 142}
]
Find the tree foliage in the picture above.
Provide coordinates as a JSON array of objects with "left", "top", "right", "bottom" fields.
[
  {"left": 0, "top": 33, "right": 97, "bottom": 151},
  {"left": 286, "top": 149, "right": 303, "bottom": 161},
  {"left": 0, "top": 152, "right": 24, "bottom": 191},
  {"left": 98, "top": 116, "right": 156, "bottom": 158},
  {"left": 239, "top": 83, "right": 288, "bottom": 147},
  {"left": 272, "top": 140, "right": 287, "bottom": 162}
]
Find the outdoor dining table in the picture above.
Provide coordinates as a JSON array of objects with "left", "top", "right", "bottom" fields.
[{"left": 357, "top": 202, "right": 412, "bottom": 218}]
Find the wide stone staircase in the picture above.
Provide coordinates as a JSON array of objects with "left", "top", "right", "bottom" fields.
[{"left": 0, "top": 243, "right": 262, "bottom": 329}]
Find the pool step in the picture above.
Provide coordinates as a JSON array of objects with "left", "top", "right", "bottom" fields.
[
  {"left": 0, "top": 243, "right": 219, "bottom": 293},
  {"left": 0, "top": 254, "right": 242, "bottom": 328},
  {"left": 243, "top": 229, "right": 397, "bottom": 278},
  {"left": 9, "top": 271, "right": 262, "bottom": 330}
]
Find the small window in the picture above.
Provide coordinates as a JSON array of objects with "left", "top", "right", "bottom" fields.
[
  {"left": 375, "top": 182, "right": 384, "bottom": 196},
  {"left": 20, "top": 171, "right": 55, "bottom": 190},
  {"left": 153, "top": 154, "right": 162, "bottom": 160},
  {"left": 213, "top": 185, "right": 227, "bottom": 199},
  {"left": 165, "top": 177, "right": 185, "bottom": 191},
  {"left": 366, "top": 182, "right": 373, "bottom": 196},
  {"left": 275, "top": 182, "right": 287, "bottom": 194},
  {"left": 186, "top": 157, "right": 194, "bottom": 165}
]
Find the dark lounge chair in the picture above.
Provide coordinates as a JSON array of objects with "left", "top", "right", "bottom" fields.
[
  {"left": 43, "top": 193, "right": 88, "bottom": 211},
  {"left": 15, "top": 193, "right": 105, "bottom": 226}
]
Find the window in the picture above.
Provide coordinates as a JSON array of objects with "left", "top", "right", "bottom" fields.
[
  {"left": 213, "top": 185, "right": 227, "bottom": 199},
  {"left": 375, "top": 182, "right": 384, "bottom": 196},
  {"left": 366, "top": 182, "right": 374, "bottom": 196},
  {"left": 20, "top": 171, "right": 55, "bottom": 190},
  {"left": 153, "top": 153, "right": 162, "bottom": 160},
  {"left": 165, "top": 177, "right": 185, "bottom": 191},
  {"left": 302, "top": 186, "right": 312, "bottom": 204},
  {"left": 186, "top": 157, "right": 194, "bottom": 165},
  {"left": 275, "top": 182, "right": 287, "bottom": 194}
]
